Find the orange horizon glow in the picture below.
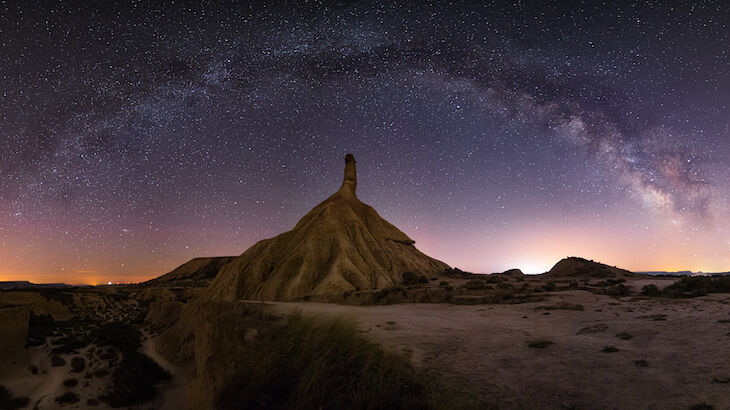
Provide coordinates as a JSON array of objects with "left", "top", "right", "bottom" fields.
[{"left": 2, "top": 195, "right": 728, "bottom": 286}]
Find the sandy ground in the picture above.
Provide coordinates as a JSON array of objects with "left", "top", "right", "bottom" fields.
[
  {"left": 262, "top": 290, "right": 730, "bottom": 410},
  {"left": 0, "top": 344, "right": 109, "bottom": 409},
  {"left": 0, "top": 334, "right": 182, "bottom": 410}
]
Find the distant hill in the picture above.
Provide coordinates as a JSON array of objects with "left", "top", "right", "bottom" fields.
[
  {"left": 144, "top": 257, "right": 235, "bottom": 286},
  {"left": 0, "top": 281, "right": 72, "bottom": 290},
  {"left": 543, "top": 257, "right": 636, "bottom": 279},
  {"left": 496, "top": 268, "right": 524, "bottom": 277}
]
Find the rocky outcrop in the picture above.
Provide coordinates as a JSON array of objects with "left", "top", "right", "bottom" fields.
[
  {"left": 0, "top": 306, "right": 29, "bottom": 376},
  {"left": 204, "top": 154, "right": 451, "bottom": 301},
  {"left": 0, "top": 291, "right": 72, "bottom": 320},
  {"left": 498, "top": 268, "right": 525, "bottom": 277},
  {"left": 0, "top": 306, "right": 28, "bottom": 352},
  {"left": 544, "top": 257, "right": 635, "bottom": 279}
]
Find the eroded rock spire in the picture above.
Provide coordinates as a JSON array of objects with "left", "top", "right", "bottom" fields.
[{"left": 341, "top": 153, "right": 357, "bottom": 195}]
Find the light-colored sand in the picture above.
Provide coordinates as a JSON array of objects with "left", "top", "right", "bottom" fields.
[
  {"left": 0, "top": 339, "right": 183, "bottom": 410},
  {"left": 263, "top": 290, "right": 730, "bottom": 410}
]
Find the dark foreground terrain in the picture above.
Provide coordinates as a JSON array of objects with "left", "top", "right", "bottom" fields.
[{"left": 1, "top": 270, "right": 730, "bottom": 409}]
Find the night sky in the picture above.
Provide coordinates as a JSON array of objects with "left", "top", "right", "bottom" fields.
[{"left": 1, "top": 1, "right": 728, "bottom": 284}]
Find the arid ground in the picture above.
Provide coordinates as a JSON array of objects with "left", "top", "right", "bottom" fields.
[
  {"left": 267, "top": 287, "right": 730, "bottom": 409},
  {"left": 2, "top": 272, "right": 730, "bottom": 410}
]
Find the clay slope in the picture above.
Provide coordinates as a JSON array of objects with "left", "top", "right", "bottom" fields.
[
  {"left": 144, "top": 256, "right": 235, "bottom": 286},
  {"left": 205, "top": 154, "right": 451, "bottom": 301},
  {"left": 544, "top": 257, "right": 636, "bottom": 279}
]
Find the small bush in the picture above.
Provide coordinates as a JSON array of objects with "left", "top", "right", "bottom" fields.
[
  {"left": 51, "top": 354, "right": 67, "bottom": 367},
  {"left": 401, "top": 272, "right": 423, "bottom": 286},
  {"left": 91, "top": 323, "right": 142, "bottom": 352},
  {"left": 527, "top": 340, "right": 553, "bottom": 349},
  {"left": 542, "top": 281, "right": 556, "bottom": 291},
  {"left": 689, "top": 403, "right": 715, "bottom": 410},
  {"left": 616, "top": 332, "right": 633, "bottom": 340},
  {"left": 55, "top": 391, "right": 80, "bottom": 405},
  {"left": 25, "top": 314, "right": 57, "bottom": 347},
  {"left": 103, "top": 352, "right": 171, "bottom": 407},
  {"left": 0, "top": 385, "right": 30, "bottom": 410},
  {"left": 640, "top": 284, "right": 661, "bottom": 297},
  {"left": 51, "top": 336, "right": 90, "bottom": 354},
  {"left": 536, "top": 303, "right": 584, "bottom": 311},
  {"left": 462, "top": 280, "right": 490, "bottom": 290},
  {"left": 94, "top": 369, "right": 110, "bottom": 378},
  {"left": 217, "top": 314, "right": 430, "bottom": 410},
  {"left": 71, "top": 357, "right": 86, "bottom": 373},
  {"left": 439, "top": 281, "right": 449, "bottom": 287},
  {"left": 648, "top": 276, "right": 730, "bottom": 298},
  {"left": 635, "top": 359, "right": 649, "bottom": 367},
  {"left": 63, "top": 378, "right": 78, "bottom": 387},
  {"left": 87, "top": 398, "right": 99, "bottom": 406},
  {"left": 602, "top": 346, "right": 619, "bottom": 353},
  {"left": 604, "top": 284, "right": 632, "bottom": 297},
  {"left": 637, "top": 314, "right": 667, "bottom": 321}
]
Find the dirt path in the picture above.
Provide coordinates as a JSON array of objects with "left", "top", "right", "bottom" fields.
[
  {"left": 142, "top": 332, "right": 186, "bottom": 410},
  {"left": 264, "top": 291, "right": 730, "bottom": 410}
]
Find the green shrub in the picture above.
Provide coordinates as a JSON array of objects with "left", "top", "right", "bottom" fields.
[
  {"left": 689, "top": 403, "right": 715, "bottom": 410},
  {"left": 25, "top": 314, "right": 57, "bottom": 347},
  {"left": 527, "top": 340, "right": 553, "bottom": 349},
  {"left": 402, "top": 272, "right": 423, "bottom": 286},
  {"left": 640, "top": 284, "right": 661, "bottom": 297},
  {"left": 63, "top": 378, "right": 78, "bottom": 387},
  {"left": 51, "top": 354, "right": 67, "bottom": 367},
  {"left": 462, "top": 280, "right": 490, "bottom": 290},
  {"left": 94, "top": 369, "right": 110, "bottom": 378},
  {"left": 604, "top": 284, "right": 632, "bottom": 297},
  {"left": 103, "top": 352, "right": 170, "bottom": 407},
  {"left": 644, "top": 276, "right": 730, "bottom": 298},
  {"left": 0, "top": 385, "right": 30, "bottom": 410},
  {"left": 91, "top": 322, "right": 142, "bottom": 352},
  {"left": 634, "top": 359, "right": 649, "bottom": 367},
  {"left": 665, "top": 276, "right": 730, "bottom": 297},
  {"left": 602, "top": 346, "right": 619, "bottom": 353},
  {"left": 217, "top": 314, "right": 430, "bottom": 410},
  {"left": 536, "top": 303, "right": 584, "bottom": 311},
  {"left": 55, "top": 391, "right": 80, "bottom": 405},
  {"left": 51, "top": 336, "right": 90, "bottom": 354},
  {"left": 71, "top": 357, "right": 86, "bottom": 373},
  {"left": 616, "top": 332, "right": 633, "bottom": 340}
]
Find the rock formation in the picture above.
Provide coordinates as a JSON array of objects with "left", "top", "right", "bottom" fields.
[
  {"left": 498, "top": 268, "right": 525, "bottom": 277},
  {"left": 0, "top": 305, "right": 29, "bottom": 374},
  {"left": 544, "top": 257, "right": 635, "bottom": 279},
  {"left": 204, "top": 153, "right": 451, "bottom": 301}
]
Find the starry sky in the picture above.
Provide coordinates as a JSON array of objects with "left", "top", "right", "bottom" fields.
[{"left": 1, "top": 1, "right": 728, "bottom": 284}]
